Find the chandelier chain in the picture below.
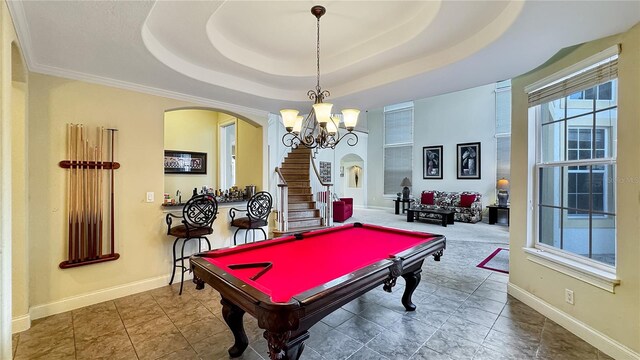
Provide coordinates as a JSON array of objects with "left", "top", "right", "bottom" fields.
[{"left": 316, "top": 15, "right": 321, "bottom": 93}]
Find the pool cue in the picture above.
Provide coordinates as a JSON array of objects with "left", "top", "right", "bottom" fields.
[
  {"left": 80, "top": 125, "right": 87, "bottom": 260},
  {"left": 98, "top": 127, "right": 104, "bottom": 257},
  {"left": 107, "top": 128, "right": 118, "bottom": 256},
  {"left": 75, "top": 124, "right": 82, "bottom": 262},
  {"left": 67, "top": 124, "right": 73, "bottom": 262},
  {"left": 91, "top": 145, "right": 97, "bottom": 258},
  {"left": 88, "top": 144, "right": 95, "bottom": 259}
]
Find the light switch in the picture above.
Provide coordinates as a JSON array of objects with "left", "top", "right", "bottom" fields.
[{"left": 146, "top": 192, "right": 154, "bottom": 203}]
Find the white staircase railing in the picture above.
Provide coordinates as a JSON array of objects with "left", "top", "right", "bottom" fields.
[
  {"left": 274, "top": 167, "right": 288, "bottom": 232},
  {"left": 310, "top": 153, "right": 333, "bottom": 227}
]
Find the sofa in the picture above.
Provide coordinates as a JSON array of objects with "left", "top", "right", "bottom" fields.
[
  {"left": 333, "top": 198, "right": 353, "bottom": 222},
  {"left": 413, "top": 190, "right": 482, "bottom": 223}
]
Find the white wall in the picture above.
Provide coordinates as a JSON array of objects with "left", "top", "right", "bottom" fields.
[{"left": 367, "top": 84, "right": 497, "bottom": 208}]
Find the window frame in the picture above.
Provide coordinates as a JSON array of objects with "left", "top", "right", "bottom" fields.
[
  {"left": 566, "top": 127, "right": 609, "bottom": 217},
  {"left": 382, "top": 102, "right": 414, "bottom": 197},
  {"left": 525, "top": 47, "right": 620, "bottom": 292}
]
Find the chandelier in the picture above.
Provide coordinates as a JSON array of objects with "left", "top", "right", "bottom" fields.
[{"left": 280, "top": 5, "right": 359, "bottom": 150}]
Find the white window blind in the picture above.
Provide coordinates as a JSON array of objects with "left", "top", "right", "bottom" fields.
[
  {"left": 383, "top": 103, "right": 413, "bottom": 195},
  {"left": 384, "top": 109, "right": 413, "bottom": 145},
  {"left": 384, "top": 146, "right": 412, "bottom": 195},
  {"left": 528, "top": 51, "right": 619, "bottom": 106}
]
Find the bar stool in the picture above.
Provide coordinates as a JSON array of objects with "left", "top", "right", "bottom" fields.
[
  {"left": 165, "top": 194, "right": 218, "bottom": 295},
  {"left": 229, "top": 191, "right": 272, "bottom": 245}
]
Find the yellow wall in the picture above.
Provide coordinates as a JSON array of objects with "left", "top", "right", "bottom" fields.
[
  {"left": 2, "top": 1, "right": 29, "bottom": 342},
  {"left": 11, "top": 80, "right": 27, "bottom": 318},
  {"left": 510, "top": 23, "right": 640, "bottom": 354},
  {"left": 27, "top": 73, "right": 268, "bottom": 311},
  {"left": 236, "top": 118, "right": 263, "bottom": 190},
  {"left": 164, "top": 109, "right": 218, "bottom": 198}
]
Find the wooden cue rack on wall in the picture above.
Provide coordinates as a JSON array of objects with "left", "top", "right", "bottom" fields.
[{"left": 59, "top": 124, "right": 120, "bottom": 269}]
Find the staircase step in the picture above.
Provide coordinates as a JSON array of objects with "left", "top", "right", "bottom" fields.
[
  {"left": 286, "top": 152, "right": 311, "bottom": 159},
  {"left": 284, "top": 161, "right": 309, "bottom": 167},
  {"left": 289, "top": 194, "right": 313, "bottom": 202},
  {"left": 289, "top": 201, "right": 316, "bottom": 210},
  {"left": 287, "top": 217, "right": 323, "bottom": 228},
  {"left": 280, "top": 163, "right": 309, "bottom": 172},
  {"left": 289, "top": 187, "right": 312, "bottom": 195},
  {"left": 282, "top": 173, "right": 310, "bottom": 181},
  {"left": 288, "top": 209, "right": 320, "bottom": 219},
  {"left": 282, "top": 157, "right": 309, "bottom": 166},
  {"left": 286, "top": 180, "right": 310, "bottom": 188},
  {"left": 280, "top": 168, "right": 309, "bottom": 173},
  {"left": 273, "top": 225, "right": 330, "bottom": 238}
]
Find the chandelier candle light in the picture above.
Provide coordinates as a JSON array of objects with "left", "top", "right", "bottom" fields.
[{"left": 281, "top": 5, "right": 360, "bottom": 150}]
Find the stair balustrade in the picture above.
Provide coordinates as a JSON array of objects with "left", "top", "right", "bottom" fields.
[
  {"left": 310, "top": 153, "right": 333, "bottom": 228},
  {"left": 274, "top": 167, "right": 288, "bottom": 232}
]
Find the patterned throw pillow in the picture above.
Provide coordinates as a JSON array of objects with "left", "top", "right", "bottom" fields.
[{"left": 459, "top": 194, "right": 477, "bottom": 207}]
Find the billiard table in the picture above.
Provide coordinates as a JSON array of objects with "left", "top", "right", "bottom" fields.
[{"left": 190, "top": 222, "right": 445, "bottom": 360}]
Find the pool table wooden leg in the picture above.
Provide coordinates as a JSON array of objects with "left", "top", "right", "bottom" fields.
[
  {"left": 193, "top": 275, "right": 205, "bottom": 290},
  {"left": 401, "top": 268, "right": 422, "bottom": 311},
  {"left": 264, "top": 330, "right": 309, "bottom": 360},
  {"left": 221, "top": 298, "right": 249, "bottom": 357}
]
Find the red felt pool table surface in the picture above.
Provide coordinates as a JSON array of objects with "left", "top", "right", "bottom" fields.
[{"left": 201, "top": 224, "right": 440, "bottom": 303}]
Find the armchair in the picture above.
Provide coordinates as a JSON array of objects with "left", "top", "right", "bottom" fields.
[{"left": 333, "top": 197, "right": 353, "bottom": 222}]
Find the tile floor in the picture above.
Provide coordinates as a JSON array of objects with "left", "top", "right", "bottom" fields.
[{"left": 13, "top": 234, "right": 614, "bottom": 359}]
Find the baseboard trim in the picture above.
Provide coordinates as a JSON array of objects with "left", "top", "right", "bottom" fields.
[
  {"left": 28, "top": 274, "right": 183, "bottom": 322},
  {"left": 11, "top": 314, "right": 30, "bottom": 334},
  {"left": 507, "top": 282, "right": 639, "bottom": 360}
]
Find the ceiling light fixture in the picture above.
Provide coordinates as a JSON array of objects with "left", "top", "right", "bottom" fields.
[{"left": 280, "top": 5, "right": 359, "bottom": 150}]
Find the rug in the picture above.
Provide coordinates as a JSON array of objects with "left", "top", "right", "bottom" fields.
[{"left": 476, "top": 248, "right": 509, "bottom": 274}]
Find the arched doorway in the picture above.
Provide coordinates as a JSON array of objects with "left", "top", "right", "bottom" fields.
[
  {"left": 339, "top": 153, "right": 365, "bottom": 206},
  {"left": 163, "top": 107, "right": 263, "bottom": 203}
]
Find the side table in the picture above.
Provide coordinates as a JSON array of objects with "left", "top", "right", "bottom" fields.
[
  {"left": 394, "top": 198, "right": 414, "bottom": 214},
  {"left": 487, "top": 205, "right": 509, "bottom": 225}
]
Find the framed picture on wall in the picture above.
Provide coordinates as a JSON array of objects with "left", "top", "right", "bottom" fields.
[
  {"left": 456, "top": 142, "right": 481, "bottom": 179},
  {"left": 319, "top": 161, "right": 331, "bottom": 183},
  {"left": 164, "top": 150, "right": 207, "bottom": 174},
  {"left": 423, "top": 145, "right": 443, "bottom": 179}
]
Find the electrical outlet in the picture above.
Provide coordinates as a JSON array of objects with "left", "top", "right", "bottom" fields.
[
  {"left": 146, "top": 192, "right": 154, "bottom": 203},
  {"left": 565, "top": 289, "right": 574, "bottom": 305}
]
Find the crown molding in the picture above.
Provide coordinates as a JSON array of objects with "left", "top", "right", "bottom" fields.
[
  {"left": 29, "top": 63, "right": 269, "bottom": 118},
  {"left": 6, "top": 0, "right": 35, "bottom": 69}
]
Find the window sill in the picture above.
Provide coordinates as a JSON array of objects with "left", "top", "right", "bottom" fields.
[{"left": 524, "top": 248, "right": 620, "bottom": 293}]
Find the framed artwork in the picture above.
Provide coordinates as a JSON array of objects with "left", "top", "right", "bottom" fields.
[
  {"left": 164, "top": 150, "right": 207, "bottom": 174},
  {"left": 423, "top": 145, "right": 443, "bottom": 179},
  {"left": 457, "top": 142, "right": 481, "bottom": 179},
  {"left": 319, "top": 161, "right": 331, "bottom": 183}
]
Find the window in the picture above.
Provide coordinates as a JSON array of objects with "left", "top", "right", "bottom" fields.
[
  {"left": 530, "top": 53, "right": 617, "bottom": 269},
  {"left": 567, "top": 128, "right": 607, "bottom": 215},
  {"left": 568, "top": 82, "right": 612, "bottom": 100},
  {"left": 220, "top": 122, "right": 236, "bottom": 189},
  {"left": 383, "top": 102, "right": 413, "bottom": 196},
  {"left": 495, "top": 80, "right": 511, "bottom": 185}
]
